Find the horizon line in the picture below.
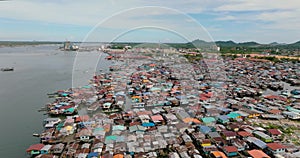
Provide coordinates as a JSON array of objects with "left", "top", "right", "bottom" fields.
[{"left": 0, "top": 40, "right": 299, "bottom": 45}]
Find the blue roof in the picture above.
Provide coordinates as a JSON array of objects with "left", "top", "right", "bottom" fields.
[
  {"left": 55, "top": 104, "right": 62, "bottom": 109},
  {"left": 246, "top": 137, "right": 267, "bottom": 149},
  {"left": 88, "top": 152, "right": 98, "bottom": 158},
  {"left": 59, "top": 102, "right": 69, "bottom": 105},
  {"left": 218, "top": 115, "right": 230, "bottom": 121},
  {"left": 217, "top": 107, "right": 232, "bottom": 113},
  {"left": 198, "top": 125, "right": 211, "bottom": 134},
  {"left": 142, "top": 122, "right": 155, "bottom": 127},
  {"left": 254, "top": 139, "right": 267, "bottom": 149},
  {"left": 291, "top": 89, "right": 300, "bottom": 95},
  {"left": 115, "top": 92, "right": 126, "bottom": 96}
]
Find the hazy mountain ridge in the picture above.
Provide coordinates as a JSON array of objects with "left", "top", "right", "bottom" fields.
[{"left": 188, "top": 40, "right": 300, "bottom": 50}]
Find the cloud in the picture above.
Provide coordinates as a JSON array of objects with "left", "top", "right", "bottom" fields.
[
  {"left": 0, "top": 0, "right": 142, "bottom": 26},
  {"left": 213, "top": 0, "right": 300, "bottom": 31},
  {"left": 215, "top": 15, "right": 236, "bottom": 21},
  {"left": 215, "top": 0, "right": 300, "bottom": 12},
  {"left": 83, "top": 6, "right": 214, "bottom": 42},
  {"left": 0, "top": 0, "right": 226, "bottom": 26},
  {"left": 1, "top": 0, "right": 300, "bottom": 42},
  {"left": 0, "top": 1, "right": 217, "bottom": 42}
]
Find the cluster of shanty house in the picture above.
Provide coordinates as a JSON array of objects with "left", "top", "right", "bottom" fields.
[{"left": 27, "top": 50, "right": 299, "bottom": 158}]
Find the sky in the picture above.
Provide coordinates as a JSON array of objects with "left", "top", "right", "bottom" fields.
[{"left": 1, "top": 0, "right": 300, "bottom": 43}]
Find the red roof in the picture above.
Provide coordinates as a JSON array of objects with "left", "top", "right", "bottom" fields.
[
  {"left": 200, "top": 96, "right": 209, "bottom": 101},
  {"left": 38, "top": 154, "right": 57, "bottom": 158},
  {"left": 75, "top": 115, "right": 90, "bottom": 122},
  {"left": 249, "top": 58, "right": 270, "bottom": 62},
  {"left": 222, "top": 131, "right": 237, "bottom": 137},
  {"left": 200, "top": 92, "right": 213, "bottom": 98},
  {"left": 26, "top": 143, "right": 44, "bottom": 152},
  {"left": 267, "top": 143, "right": 286, "bottom": 150},
  {"left": 211, "top": 151, "right": 227, "bottom": 158},
  {"left": 248, "top": 149, "right": 270, "bottom": 158},
  {"left": 202, "top": 139, "right": 211, "bottom": 144},
  {"left": 129, "top": 122, "right": 141, "bottom": 126},
  {"left": 237, "top": 131, "right": 252, "bottom": 137},
  {"left": 235, "top": 58, "right": 247, "bottom": 61},
  {"left": 151, "top": 114, "right": 164, "bottom": 121},
  {"left": 268, "top": 129, "right": 282, "bottom": 135},
  {"left": 269, "top": 109, "right": 282, "bottom": 114},
  {"left": 123, "top": 112, "right": 134, "bottom": 117},
  {"left": 136, "top": 110, "right": 152, "bottom": 116},
  {"left": 223, "top": 146, "right": 238, "bottom": 153},
  {"left": 264, "top": 95, "right": 287, "bottom": 102}
]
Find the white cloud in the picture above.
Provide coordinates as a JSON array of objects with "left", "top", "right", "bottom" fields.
[
  {"left": 0, "top": 0, "right": 225, "bottom": 26},
  {"left": 142, "top": 0, "right": 207, "bottom": 13},
  {"left": 214, "top": 0, "right": 300, "bottom": 31},
  {"left": 0, "top": 1, "right": 217, "bottom": 42},
  {"left": 215, "top": 0, "right": 300, "bottom": 12},
  {"left": 215, "top": 15, "right": 236, "bottom": 21},
  {"left": 0, "top": 0, "right": 143, "bottom": 26},
  {"left": 1, "top": 0, "right": 300, "bottom": 42},
  {"left": 83, "top": 7, "right": 214, "bottom": 42}
]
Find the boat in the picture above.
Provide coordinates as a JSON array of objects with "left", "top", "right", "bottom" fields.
[
  {"left": 132, "top": 103, "right": 145, "bottom": 108},
  {"left": 32, "top": 133, "right": 40, "bottom": 137},
  {"left": 43, "top": 118, "right": 61, "bottom": 127},
  {"left": 280, "top": 90, "right": 290, "bottom": 97},
  {"left": 291, "top": 89, "right": 300, "bottom": 95},
  {"left": 109, "top": 65, "right": 120, "bottom": 71},
  {"left": 102, "top": 108, "right": 121, "bottom": 113},
  {"left": 292, "top": 95, "right": 300, "bottom": 99},
  {"left": 1, "top": 67, "right": 14, "bottom": 71},
  {"left": 87, "top": 103, "right": 100, "bottom": 113},
  {"left": 38, "top": 107, "right": 47, "bottom": 112},
  {"left": 105, "top": 56, "right": 113, "bottom": 60}
]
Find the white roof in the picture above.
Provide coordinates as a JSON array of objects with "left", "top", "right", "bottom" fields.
[
  {"left": 77, "top": 153, "right": 88, "bottom": 158},
  {"left": 41, "top": 145, "right": 52, "bottom": 151}
]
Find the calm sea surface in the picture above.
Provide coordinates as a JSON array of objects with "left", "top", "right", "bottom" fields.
[{"left": 0, "top": 45, "right": 110, "bottom": 157}]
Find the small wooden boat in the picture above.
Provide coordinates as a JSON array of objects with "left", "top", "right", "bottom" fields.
[
  {"left": 38, "top": 107, "right": 47, "bottom": 112},
  {"left": 32, "top": 133, "right": 40, "bottom": 137},
  {"left": 1, "top": 67, "right": 14, "bottom": 71},
  {"left": 102, "top": 108, "right": 121, "bottom": 113},
  {"left": 87, "top": 103, "right": 99, "bottom": 113}
]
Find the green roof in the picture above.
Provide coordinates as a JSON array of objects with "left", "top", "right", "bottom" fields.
[
  {"left": 56, "top": 123, "right": 64, "bottom": 131},
  {"left": 64, "top": 107, "right": 75, "bottom": 113},
  {"left": 150, "top": 87, "right": 161, "bottom": 91},
  {"left": 93, "top": 127, "right": 104, "bottom": 132},
  {"left": 82, "top": 85, "right": 91, "bottom": 88},
  {"left": 227, "top": 112, "right": 241, "bottom": 118},
  {"left": 112, "top": 125, "right": 126, "bottom": 131},
  {"left": 106, "top": 135, "right": 117, "bottom": 140},
  {"left": 201, "top": 117, "right": 216, "bottom": 123}
]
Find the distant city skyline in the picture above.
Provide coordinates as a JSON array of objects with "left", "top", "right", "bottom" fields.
[{"left": 1, "top": 0, "right": 300, "bottom": 43}]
